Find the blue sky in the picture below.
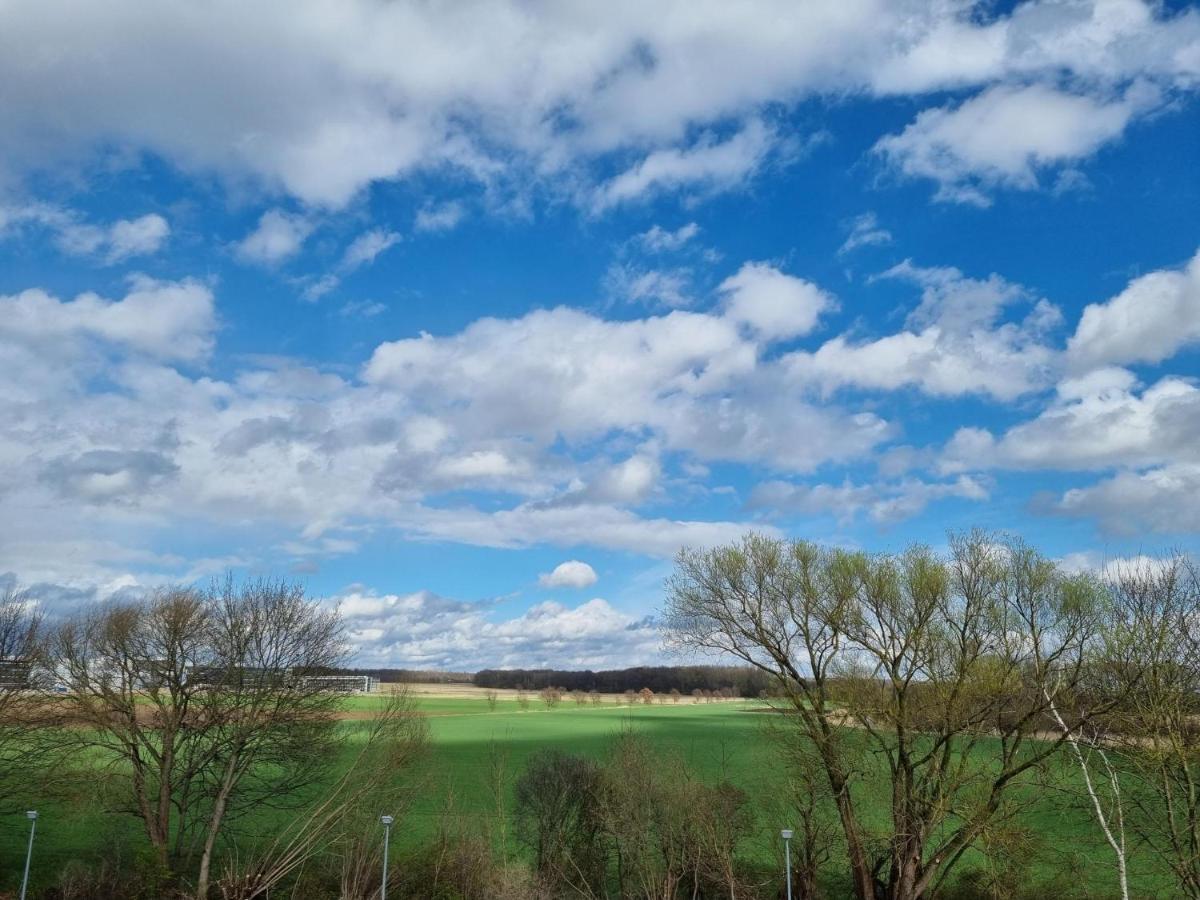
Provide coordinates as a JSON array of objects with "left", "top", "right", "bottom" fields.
[{"left": 1, "top": 0, "right": 1198, "bottom": 669}]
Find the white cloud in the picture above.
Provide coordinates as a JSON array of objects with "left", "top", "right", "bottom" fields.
[
  {"left": 941, "top": 369, "right": 1200, "bottom": 473},
  {"left": 234, "top": 209, "right": 313, "bottom": 265},
  {"left": 605, "top": 264, "right": 692, "bottom": 308},
  {"left": 1057, "top": 550, "right": 1181, "bottom": 578},
  {"left": 2, "top": 263, "right": 857, "bottom": 596},
  {"left": 1, "top": 204, "right": 169, "bottom": 263},
  {"left": 105, "top": 214, "right": 171, "bottom": 262},
  {"left": 838, "top": 212, "right": 892, "bottom": 255},
  {"left": 538, "top": 560, "right": 598, "bottom": 589},
  {"left": 1068, "top": 247, "right": 1200, "bottom": 371},
  {"left": 787, "top": 261, "right": 1062, "bottom": 400},
  {"left": 342, "top": 228, "right": 401, "bottom": 271},
  {"left": 719, "top": 261, "right": 836, "bottom": 341},
  {"left": 875, "top": 82, "right": 1160, "bottom": 204},
  {"left": 414, "top": 201, "right": 465, "bottom": 233},
  {"left": 0, "top": 2, "right": 1195, "bottom": 208},
  {"left": 1049, "top": 464, "right": 1200, "bottom": 536},
  {"left": 364, "top": 303, "right": 890, "bottom": 472},
  {"left": 0, "top": 275, "right": 215, "bottom": 364},
  {"left": 637, "top": 222, "right": 700, "bottom": 253},
  {"left": 334, "top": 588, "right": 661, "bottom": 669},
  {"left": 749, "top": 475, "right": 988, "bottom": 525},
  {"left": 592, "top": 120, "right": 774, "bottom": 211}
]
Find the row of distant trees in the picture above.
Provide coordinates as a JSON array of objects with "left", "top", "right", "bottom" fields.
[
  {"left": 320, "top": 667, "right": 475, "bottom": 684},
  {"left": 474, "top": 665, "right": 772, "bottom": 696}
]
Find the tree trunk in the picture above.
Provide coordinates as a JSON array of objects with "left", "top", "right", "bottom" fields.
[{"left": 195, "top": 752, "right": 241, "bottom": 900}]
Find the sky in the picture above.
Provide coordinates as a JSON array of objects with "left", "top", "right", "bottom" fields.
[{"left": 0, "top": 0, "right": 1198, "bottom": 670}]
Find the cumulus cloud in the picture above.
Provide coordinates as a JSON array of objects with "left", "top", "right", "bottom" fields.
[
  {"left": 875, "top": 82, "right": 1162, "bottom": 205},
  {"left": 41, "top": 449, "right": 179, "bottom": 505},
  {"left": 0, "top": 2, "right": 1194, "bottom": 209},
  {"left": 941, "top": 369, "right": 1200, "bottom": 473},
  {"left": 364, "top": 303, "right": 890, "bottom": 472},
  {"left": 0, "top": 275, "right": 216, "bottom": 364},
  {"left": 335, "top": 588, "right": 662, "bottom": 669},
  {"left": 1047, "top": 464, "right": 1200, "bottom": 536},
  {"left": 749, "top": 475, "right": 988, "bottom": 525},
  {"left": 538, "top": 560, "right": 598, "bottom": 589},
  {"left": 719, "top": 261, "right": 836, "bottom": 341},
  {"left": 2, "top": 264, "right": 843, "bottom": 595},
  {"left": 787, "top": 261, "right": 1062, "bottom": 400},
  {"left": 1, "top": 204, "right": 169, "bottom": 262},
  {"left": 105, "top": 214, "right": 171, "bottom": 261},
  {"left": 1068, "top": 247, "right": 1200, "bottom": 371},
  {"left": 234, "top": 209, "right": 313, "bottom": 265}
]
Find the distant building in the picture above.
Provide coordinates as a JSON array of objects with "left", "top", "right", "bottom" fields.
[
  {"left": 0, "top": 658, "right": 33, "bottom": 690},
  {"left": 188, "top": 668, "right": 378, "bottom": 693},
  {"left": 296, "top": 674, "right": 379, "bottom": 693}
]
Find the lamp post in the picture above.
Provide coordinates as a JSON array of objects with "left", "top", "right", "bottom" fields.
[
  {"left": 380, "top": 814, "right": 394, "bottom": 900},
  {"left": 780, "top": 828, "right": 794, "bottom": 900},
  {"left": 20, "top": 810, "right": 38, "bottom": 900}
]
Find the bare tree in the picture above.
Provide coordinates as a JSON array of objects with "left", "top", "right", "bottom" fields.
[
  {"left": 517, "top": 689, "right": 530, "bottom": 711},
  {"left": 0, "top": 584, "right": 44, "bottom": 811},
  {"left": 1097, "top": 554, "right": 1200, "bottom": 898},
  {"left": 192, "top": 576, "right": 347, "bottom": 898},
  {"left": 540, "top": 686, "right": 562, "bottom": 709},
  {"left": 46, "top": 577, "right": 349, "bottom": 898},
  {"left": 485, "top": 689, "right": 499, "bottom": 712},
  {"left": 664, "top": 531, "right": 1108, "bottom": 900}
]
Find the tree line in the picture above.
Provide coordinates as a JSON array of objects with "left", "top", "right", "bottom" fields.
[{"left": 473, "top": 665, "right": 772, "bottom": 696}]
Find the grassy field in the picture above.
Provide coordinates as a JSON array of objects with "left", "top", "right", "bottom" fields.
[{"left": 0, "top": 688, "right": 1177, "bottom": 897}]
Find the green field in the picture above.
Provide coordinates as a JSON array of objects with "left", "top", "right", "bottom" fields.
[{"left": 0, "top": 695, "right": 1176, "bottom": 897}]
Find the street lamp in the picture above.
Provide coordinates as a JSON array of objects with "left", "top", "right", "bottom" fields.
[
  {"left": 20, "top": 810, "right": 38, "bottom": 900},
  {"left": 380, "top": 814, "right": 395, "bottom": 900},
  {"left": 780, "top": 828, "right": 794, "bottom": 900}
]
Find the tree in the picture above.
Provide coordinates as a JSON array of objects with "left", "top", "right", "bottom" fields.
[
  {"left": 484, "top": 689, "right": 499, "bottom": 712},
  {"left": 0, "top": 584, "right": 44, "bottom": 811},
  {"left": 1097, "top": 554, "right": 1200, "bottom": 898},
  {"left": 540, "top": 686, "right": 562, "bottom": 709},
  {"left": 638, "top": 687, "right": 654, "bottom": 705},
  {"left": 514, "top": 748, "right": 605, "bottom": 893},
  {"left": 517, "top": 690, "right": 530, "bottom": 711},
  {"left": 669, "top": 688, "right": 681, "bottom": 704},
  {"left": 596, "top": 732, "right": 754, "bottom": 897},
  {"left": 664, "top": 531, "right": 1107, "bottom": 900},
  {"left": 46, "top": 578, "right": 347, "bottom": 898}
]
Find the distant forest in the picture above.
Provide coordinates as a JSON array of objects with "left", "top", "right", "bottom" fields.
[
  {"left": 474, "top": 665, "right": 771, "bottom": 695},
  {"left": 326, "top": 665, "right": 771, "bottom": 695}
]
